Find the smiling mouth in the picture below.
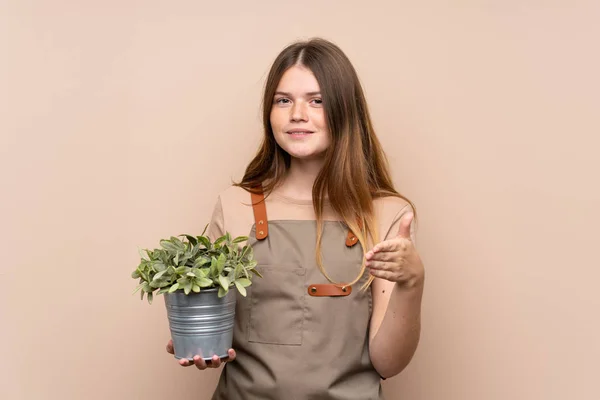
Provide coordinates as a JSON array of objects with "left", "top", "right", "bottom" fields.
[{"left": 287, "top": 130, "right": 314, "bottom": 135}]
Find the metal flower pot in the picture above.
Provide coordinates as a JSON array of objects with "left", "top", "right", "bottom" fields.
[{"left": 164, "top": 287, "right": 236, "bottom": 361}]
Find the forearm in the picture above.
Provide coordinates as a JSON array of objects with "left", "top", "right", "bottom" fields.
[{"left": 369, "top": 280, "right": 424, "bottom": 378}]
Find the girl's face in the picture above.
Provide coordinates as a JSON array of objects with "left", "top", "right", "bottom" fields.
[{"left": 270, "top": 65, "right": 331, "bottom": 162}]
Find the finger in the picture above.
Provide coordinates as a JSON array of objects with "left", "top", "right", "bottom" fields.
[
  {"left": 227, "top": 348, "right": 237, "bottom": 361},
  {"left": 166, "top": 339, "right": 174, "bottom": 354},
  {"left": 208, "top": 355, "right": 222, "bottom": 368},
  {"left": 179, "top": 358, "right": 194, "bottom": 367},
  {"left": 397, "top": 212, "right": 414, "bottom": 239},
  {"left": 366, "top": 260, "right": 387, "bottom": 270},
  {"left": 192, "top": 355, "right": 208, "bottom": 370},
  {"left": 369, "top": 268, "right": 395, "bottom": 281},
  {"left": 372, "top": 240, "right": 401, "bottom": 254},
  {"left": 368, "top": 250, "right": 396, "bottom": 263}
]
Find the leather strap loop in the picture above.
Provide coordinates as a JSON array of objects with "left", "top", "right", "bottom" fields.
[
  {"left": 345, "top": 230, "right": 358, "bottom": 247},
  {"left": 250, "top": 188, "right": 268, "bottom": 240},
  {"left": 345, "top": 219, "right": 362, "bottom": 247},
  {"left": 307, "top": 284, "right": 352, "bottom": 297}
]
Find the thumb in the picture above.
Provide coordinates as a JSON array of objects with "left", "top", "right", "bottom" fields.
[{"left": 397, "top": 212, "right": 414, "bottom": 239}]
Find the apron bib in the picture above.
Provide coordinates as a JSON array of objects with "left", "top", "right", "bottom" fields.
[{"left": 212, "top": 189, "right": 383, "bottom": 400}]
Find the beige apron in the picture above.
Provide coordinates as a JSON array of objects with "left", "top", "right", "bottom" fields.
[{"left": 212, "top": 190, "right": 383, "bottom": 400}]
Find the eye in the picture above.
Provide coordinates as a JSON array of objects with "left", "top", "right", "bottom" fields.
[
  {"left": 275, "top": 98, "right": 291, "bottom": 104},
  {"left": 311, "top": 98, "right": 323, "bottom": 105}
]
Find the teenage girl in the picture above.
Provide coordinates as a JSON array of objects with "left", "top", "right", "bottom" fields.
[{"left": 166, "top": 37, "right": 425, "bottom": 400}]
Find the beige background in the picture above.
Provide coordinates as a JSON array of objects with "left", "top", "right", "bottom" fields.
[{"left": 1, "top": 1, "right": 599, "bottom": 399}]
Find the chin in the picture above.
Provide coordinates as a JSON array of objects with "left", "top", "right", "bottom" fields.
[
  {"left": 285, "top": 149, "right": 327, "bottom": 161},
  {"left": 275, "top": 134, "right": 329, "bottom": 158}
]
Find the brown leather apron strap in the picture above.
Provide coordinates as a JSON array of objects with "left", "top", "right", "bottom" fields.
[
  {"left": 345, "top": 219, "right": 362, "bottom": 247},
  {"left": 250, "top": 188, "right": 268, "bottom": 240},
  {"left": 345, "top": 230, "right": 358, "bottom": 247},
  {"left": 307, "top": 284, "right": 352, "bottom": 297}
]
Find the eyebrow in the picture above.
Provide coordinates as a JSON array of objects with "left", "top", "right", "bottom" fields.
[{"left": 274, "top": 91, "right": 321, "bottom": 97}]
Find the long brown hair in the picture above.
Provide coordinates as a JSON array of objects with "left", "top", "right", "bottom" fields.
[{"left": 235, "top": 37, "right": 415, "bottom": 288}]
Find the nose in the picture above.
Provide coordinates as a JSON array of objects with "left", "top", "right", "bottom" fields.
[{"left": 290, "top": 102, "right": 308, "bottom": 122}]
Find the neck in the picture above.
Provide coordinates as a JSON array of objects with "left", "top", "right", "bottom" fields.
[{"left": 278, "top": 157, "right": 325, "bottom": 201}]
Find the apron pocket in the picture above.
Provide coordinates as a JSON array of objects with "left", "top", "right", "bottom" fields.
[{"left": 247, "top": 264, "right": 306, "bottom": 345}]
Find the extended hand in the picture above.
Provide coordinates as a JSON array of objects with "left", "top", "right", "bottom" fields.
[{"left": 364, "top": 212, "right": 424, "bottom": 287}]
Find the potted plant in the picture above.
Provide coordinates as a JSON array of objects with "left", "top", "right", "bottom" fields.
[{"left": 131, "top": 227, "right": 261, "bottom": 362}]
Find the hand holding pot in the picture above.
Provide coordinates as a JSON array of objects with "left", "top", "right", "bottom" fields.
[{"left": 166, "top": 339, "right": 236, "bottom": 370}]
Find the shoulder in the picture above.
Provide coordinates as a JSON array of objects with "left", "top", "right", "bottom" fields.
[
  {"left": 373, "top": 194, "right": 415, "bottom": 242},
  {"left": 373, "top": 195, "right": 413, "bottom": 221},
  {"left": 211, "top": 185, "right": 256, "bottom": 240},
  {"left": 217, "top": 185, "right": 252, "bottom": 209},
  {"left": 218, "top": 184, "right": 250, "bottom": 200}
]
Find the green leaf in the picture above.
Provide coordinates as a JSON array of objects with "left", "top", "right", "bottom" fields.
[
  {"left": 147, "top": 292, "right": 153, "bottom": 304},
  {"left": 210, "top": 257, "right": 218, "bottom": 276},
  {"left": 158, "top": 287, "right": 170, "bottom": 294},
  {"left": 193, "top": 256, "right": 210, "bottom": 268},
  {"left": 183, "top": 234, "right": 198, "bottom": 246},
  {"left": 236, "top": 278, "right": 251, "bottom": 287},
  {"left": 170, "top": 236, "right": 185, "bottom": 249},
  {"left": 153, "top": 269, "right": 167, "bottom": 280},
  {"left": 192, "top": 284, "right": 201, "bottom": 293},
  {"left": 240, "top": 245, "right": 250, "bottom": 258},
  {"left": 131, "top": 270, "right": 141, "bottom": 279},
  {"left": 217, "top": 253, "right": 226, "bottom": 273},
  {"left": 218, "top": 286, "right": 228, "bottom": 298},
  {"left": 197, "top": 277, "right": 213, "bottom": 288},
  {"left": 184, "top": 281, "right": 192, "bottom": 295},
  {"left": 201, "top": 223, "right": 209, "bottom": 236},
  {"left": 233, "top": 263, "right": 241, "bottom": 278},
  {"left": 175, "top": 266, "right": 186, "bottom": 274},
  {"left": 186, "top": 272, "right": 195, "bottom": 278},
  {"left": 181, "top": 257, "right": 192, "bottom": 267},
  {"left": 232, "top": 236, "right": 248, "bottom": 244},
  {"left": 139, "top": 248, "right": 150, "bottom": 261},
  {"left": 198, "top": 236, "right": 211, "bottom": 249},
  {"left": 139, "top": 270, "right": 149, "bottom": 281},
  {"left": 160, "top": 240, "right": 179, "bottom": 253},
  {"left": 168, "top": 283, "right": 180, "bottom": 293},
  {"left": 149, "top": 280, "right": 161, "bottom": 288},
  {"left": 192, "top": 269, "right": 204, "bottom": 278},
  {"left": 234, "top": 281, "right": 247, "bottom": 297},
  {"left": 154, "top": 262, "right": 166, "bottom": 271},
  {"left": 218, "top": 275, "right": 229, "bottom": 290},
  {"left": 251, "top": 269, "right": 263, "bottom": 278},
  {"left": 214, "top": 235, "right": 227, "bottom": 246}
]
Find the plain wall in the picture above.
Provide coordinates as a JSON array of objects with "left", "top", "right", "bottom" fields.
[{"left": 1, "top": 1, "right": 599, "bottom": 399}]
